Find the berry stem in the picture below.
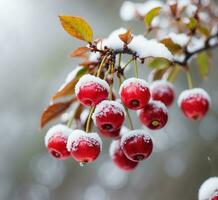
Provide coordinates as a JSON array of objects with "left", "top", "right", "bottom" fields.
[
  {"left": 185, "top": 68, "right": 193, "bottom": 89},
  {"left": 123, "top": 57, "right": 134, "bottom": 70},
  {"left": 67, "top": 104, "right": 79, "bottom": 128},
  {"left": 97, "top": 55, "right": 108, "bottom": 77},
  {"left": 85, "top": 106, "right": 95, "bottom": 132},
  {"left": 109, "top": 64, "right": 114, "bottom": 100},
  {"left": 117, "top": 75, "right": 134, "bottom": 130},
  {"left": 134, "top": 58, "right": 138, "bottom": 78}
]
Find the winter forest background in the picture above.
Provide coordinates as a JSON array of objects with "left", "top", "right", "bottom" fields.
[{"left": 1, "top": 0, "right": 218, "bottom": 199}]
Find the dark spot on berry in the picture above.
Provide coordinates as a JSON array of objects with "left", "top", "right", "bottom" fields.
[
  {"left": 133, "top": 154, "right": 145, "bottom": 161},
  {"left": 84, "top": 99, "right": 93, "bottom": 106},
  {"left": 192, "top": 115, "right": 200, "bottom": 120},
  {"left": 51, "top": 150, "right": 61, "bottom": 158},
  {"left": 102, "top": 124, "right": 113, "bottom": 130},
  {"left": 130, "top": 99, "right": 140, "bottom": 107}
]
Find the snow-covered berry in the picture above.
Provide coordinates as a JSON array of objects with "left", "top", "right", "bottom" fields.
[
  {"left": 110, "top": 140, "right": 138, "bottom": 171},
  {"left": 45, "top": 124, "right": 72, "bottom": 160},
  {"left": 150, "top": 80, "right": 175, "bottom": 107},
  {"left": 199, "top": 177, "right": 218, "bottom": 200},
  {"left": 178, "top": 88, "right": 210, "bottom": 120},
  {"left": 67, "top": 130, "right": 102, "bottom": 163},
  {"left": 139, "top": 100, "right": 168, "bottom": 130},
  {"left": 75, "top": 74, "right": 109, "bottom": 106},
  {"left": 121, "top": 130, "right": 153, "bottom": 162},
  {"left": 92, "top": 100, "right": 126, "bottom": 132},
  {"left": 119, "top": 78, "right": 150, "bottom": 110}
]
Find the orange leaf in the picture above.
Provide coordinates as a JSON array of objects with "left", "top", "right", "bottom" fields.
[
  {"left": 59, "top": 16, "right": 93, "bottom": 42},
  {"left": 119, "top": 29, "right": 133, "bottom": 44},
  {"left": 40, "top": 99, "right": 75, "bottom": 128},
  {"left": 70, "top": 46, "right": 90, "bottom": 58}
]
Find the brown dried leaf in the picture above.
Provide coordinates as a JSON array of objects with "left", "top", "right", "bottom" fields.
[
  {"left": 119, "top": 29, "right": 133, "bottom": 44},
  {"left": 70, "top": 46, "right": 90, "bottom": 58},
  {"left": 160, "top": 38, "right": 182, "bottom": 54},
  {"left": 40, "top": 99, "right": 75, "bottom": 128}
]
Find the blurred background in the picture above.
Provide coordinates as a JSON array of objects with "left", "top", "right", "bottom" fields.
[{"left": 1, "top": 0, "right": 218, "bottom": 199}]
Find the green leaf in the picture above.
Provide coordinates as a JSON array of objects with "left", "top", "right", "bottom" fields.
[
  {"left": 144, "top": 7, "right": 161, "bottom": 27},
  {"left": 59, "top": 16, "right": 93, "bottom": 42},
  {"left": 160, "top": 38, "right": 182, "bottom": 54},
  {"left": 187, "top": 17, "right": 198, "bottom": 31},
  {"left": 196, "top": 52, "right": 210, "bottom": 79},
  {"left": 147, "top": 58, "right": 170, "bottom": 69}
]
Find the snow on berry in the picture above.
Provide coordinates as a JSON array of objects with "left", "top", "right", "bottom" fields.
[
  {"left": 92, "top": 100, "right": 126, "bottom": 125},
  {"left": 67, "top": 130, "right": 102, "bottom": 163},
  {"left": 150, "top": 80, "right": 175, "bottom": 107},
  {"left": 119, "top": 77, "right": 150, "bottom": 110},
  {"left": 139, "top": 100, "right": 168, "bottom": 130},
  {"left": 45, "top": 124, "right": 72, "bottom": 147},
  {"left": 121, "top": 129, "right": 153, "bottom": 162},
  {"left": 67, "top": 130, "right": 102, "bottom": 151},
  {"left": 199, "top": 177, "right": 218, "bottom": 200},
  {"left": 178, "top": 88, "right": 211, "bottom": 120},
  {"left": 128, "top": 35, "right": 173, "bottom": 61},
  {"left": 45, "top": 124, "right": 72, "bottom": 160},
  {"left": 177, "top": 88, "right": 211, "bottom": 106},
  {"left": 109, "top": 140, "right": 138, "bottom": 171},
  {"left": 75, "top": 74, "right": 110, "bottom": 106}
]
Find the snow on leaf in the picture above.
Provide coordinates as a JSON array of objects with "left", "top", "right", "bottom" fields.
[
  {"left": 144, "top": 7, "right": 161, "bottom": 27},
  {"left": 59, "top": 16, "right": 93, "bottom": 42}
]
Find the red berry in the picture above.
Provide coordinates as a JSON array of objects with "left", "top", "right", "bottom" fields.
[
  {"left": 98, "top": 128, "right": 121, "bottom": 139},
  {"left": 178, "top": 88, "right": 210, "bottom": 120},
  {"left": 121, "top": 130, "right": 153, "bottom": 162},
  {"left": 92, "top": 100, "right": 126, "bottom": 132},
  {"left": 119, "top": 78, "right": 150, "bottom": 110},
  {"left": 150, "top": 80, "right": 175, "bottom": 107},
  {"left": 199, "top": 177, "right": 218, "bottom": 200},
  {"left": 139, "top": 100, "right": 168, "bottom": 130},
  {"left": 45, "top": 124, "right": 71, "bottom": 160},
  {"left": 67, "top": 130, "right": 102, "bottom": 163},
  {"left": 109, "top": 140, "right": 138, "bottom": 171},
  {"left": 75, "top": 74, "right": 109, "bottom": 106}
]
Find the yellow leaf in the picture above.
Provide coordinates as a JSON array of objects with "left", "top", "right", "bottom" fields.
[
  {"left": 144, "top": 7, "right": 161, "bottom": 27},
  {"left": 59, "top": 16, "right": 93, "bottom": 42}
]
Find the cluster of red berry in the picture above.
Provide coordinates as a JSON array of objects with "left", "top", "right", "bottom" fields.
[{"left": 45, "top": 72, "right": 210, "bottom": 171}]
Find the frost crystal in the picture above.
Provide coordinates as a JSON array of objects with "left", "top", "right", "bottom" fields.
[
  {"left": 45, "top": 124, "right": 72, "bottom": 147},
  {"left": 67, "top": 130, "right": 102, "bottom": 151},
  {"left": 75, "top": 74, "right": 110, "bottom": 95},
  {"left": 92, "top": 100, "right": 126, "bottom": 125}
]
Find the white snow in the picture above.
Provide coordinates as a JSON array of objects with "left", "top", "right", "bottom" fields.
[
  {"left": 80, "top": 109, "right": 89, "bottom": 125},
  {"left": 128, "top": 35, "right": 173, "bottom": 60},
  {"left": 186, "top": 4, "right": 197, "bottom": 17},
  {"left": 120, "top": 1, "right": 163, "bottom": 21},
  {"left": 187, "top": 37, "right": 205, "bottom": 52},
  {"left": 119, "top": 77, "right": 149, "bottom": 95},
  {"left": 198, "top": 177, "right": 218, "bottom": 200},
  {"left": 89, "top": 52, "right": 101, "bottom": 62},
  {"left": 109, "top": 140, "right": 120, "bottom": 158},
  {"left": 92, "top": 100, "right": 126, "bottom": 125},
  {"left": 148, "top": 100, "right": 168, "bottom": 114},
  {"left": 120, "top": 129, "right": 151, "bottom": 148},
  {"left": 45, "top": 124, "right": 72, "bottom": 147},
  {"left": 177, "top": 88, "right": 211, "bottom": 107},
  {"left": 75, "top": 74, "right": 110, "bottom": 95},
  {"left": 150, "top": 80, "right": 174, "bottom": 92},
  {"left": 168, "top": 33, "right": 189, "bottom": 47},
  {"left": 120, "top": 1, "right": 135, "bottom": 21},
  {"left": 98, "top": 28, "right": 127, "bottom": 50},
  {"left": 67, "top": 130, "right": 102, "bottom": 151}
]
